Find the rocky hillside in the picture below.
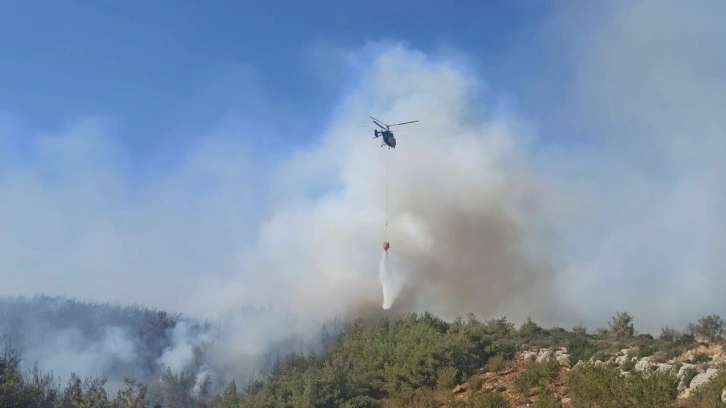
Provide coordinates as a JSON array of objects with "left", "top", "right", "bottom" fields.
[{"left": 451, "top": 342, "right": 726, "bottom": 407}]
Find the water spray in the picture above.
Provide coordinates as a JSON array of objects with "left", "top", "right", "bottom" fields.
[{"left": 379, "top": 249, "right": 394, "bottom": 310}]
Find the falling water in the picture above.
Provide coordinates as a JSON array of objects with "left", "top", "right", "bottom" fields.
[{"left": 379, "top": 250, "right": 401, "bottom": 310}]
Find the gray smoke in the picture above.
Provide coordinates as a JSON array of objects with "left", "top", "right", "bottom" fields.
[{"left": 193, "top": 45, "right": 572, "bottom": 331}]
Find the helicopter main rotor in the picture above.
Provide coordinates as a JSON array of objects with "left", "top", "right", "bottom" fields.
[{"left": 369, "top": 116, "right": 419, "bottom": 131}]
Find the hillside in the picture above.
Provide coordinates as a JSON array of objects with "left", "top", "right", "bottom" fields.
[
  {"left": 2, "top": 302, "right": 726, "bottom": 407},
  {"left": 230, "top": 312, "right": 726, "bottom": 408}
]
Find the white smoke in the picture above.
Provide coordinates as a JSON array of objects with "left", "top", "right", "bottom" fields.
[
  {"left": 21, "top": 325, "right": 139, "bottom": 393},
  {"left": 156, "top": 320, "right": 214, "bottom": 373}
]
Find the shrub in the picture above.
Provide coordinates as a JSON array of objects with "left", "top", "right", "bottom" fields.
[
  {"left": 638, "top": 343, "right": 658, "bottom": 358},
  {"left": 589, "top": 350, "right": 613, "bottom": 363},
  {"left": 649, "top": 351, "right": 668, "bottom": 363},
  {"left": 567, "top": 364, "right": 623, "bottom": 407},
  {"left": 467, "top": 374, "right": 483, "bottom": 394},
  {"left": 594, "top": 327, "right": 609, "bottom": 338},
  {"left": 390, "top": 387, "right": 437, "bottom": 408},
  {"left": 660, "top": 326, "right": 680, "bottom": 342},
  {"left": 519, "top": 317, "right": 544, "bottom": 339},
  {"left": 621, "top": 358, "right": 636, "bottom": 372},
  {"left": 567, "top": 336, "right": 599, "bottom": 366},
  {"left": 514, "top": 361, "right": 560, "bottom": 394},
  {"left": 483, "top": 317, "right": 516, "bottom": 337},
  {"left": 567, "top": 364, "right": 677, "bottom": 408},
  {"left": 648, "top": 327, "right": 697, "bottom": 360},
  {"left": 466, "top": 391, "right": 508, "bottom": 408},
  {"left": 692, "top": 352, "right": 711, "bottom": 363},
  {"left": 680, "top": 366, "right": 697, "bottom": 389},
  {"left": 489, "top": 340, "right": 517, "bottom": 361},
  {"left": 608, "top": 311, "right": 635, "bottom": 338},
  {"left": 437, "top": 366, "right": 459, "bottom": 392},
  {"left": 484, "top": 355, "right": 506, "bottom": 373},
  {"left": 341, "top": 395, "right": 382, "bottom": 408},
  {"left": 535, "top": 386, "right": 562, "bottom": 408},
  {"left": 626, "top": 370, "right": 678, "bottom": 407}
]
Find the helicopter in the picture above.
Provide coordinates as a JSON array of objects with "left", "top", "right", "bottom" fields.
[{"left": 370, "top": 116, "right": 419, "bottom": 149}]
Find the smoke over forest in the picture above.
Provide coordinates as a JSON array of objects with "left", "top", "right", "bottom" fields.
[
  {"left": 1, "top": 0, "right": 725, "bottom": 402},
  {"left": 0, "top": 295, "right": 345, "bottom": 398}
]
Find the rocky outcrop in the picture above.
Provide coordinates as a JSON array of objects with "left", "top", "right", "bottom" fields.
[
  {"left": 515, "top": 343, "right": 725, "bottom": 402},
  {"left": 522, "top": 351, "right": 537, "bottom": 363},
  {"left": 556, "top": 353, "right": 571, "bottom": 368},
  {"left": 690, "top": 368, "right": 720, "bottom": 390},
  {"left": 614, "top": 349, "right": 629, "bottom": 366},
  {"left": 452, "top": 341, "right": 726, "bottom": 408},
  {"left": 677, "top": 363, "right": 696, "bottom": 392},
  {"left": 530, "top": 347, "right": 571, "bottom": 368},
  {"left": 635, "top": 356, "right": 651, "bottom": 372},
  {"left": 536, "top": 348, "right": 554, "bottom": 363}
]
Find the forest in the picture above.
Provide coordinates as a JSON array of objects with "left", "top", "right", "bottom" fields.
[{"left": 2, "top": 296, "right": 726, "bottom": 407}]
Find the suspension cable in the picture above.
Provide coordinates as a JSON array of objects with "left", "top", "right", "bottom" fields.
[{"left": 385, "top": 147, "right": 390, "bottom": 227}]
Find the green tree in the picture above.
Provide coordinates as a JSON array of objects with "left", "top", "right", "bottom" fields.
[
  {"left": 608, "top": 311, "right": 635, "bottom": 338},
  {"left": 688, "top": 314, "right": 724, "bottom": 342},
  {"left": 0, "top": 344, "right": 27, "bottom": 408},
  {"left": 112, "top": 379, "right": 148, "bottom": 408}
]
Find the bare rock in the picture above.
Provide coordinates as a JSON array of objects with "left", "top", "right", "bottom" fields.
[
  {"left": 556, "top": 353, "right": 571, "bottom": 367},
  {"left": 690, "top": 368, "right": 720, "bottom": 390},
  {"left": 537, "top": 348, "right": 554, "bottom": 363},
  {"left": 635, "top": 357, "right": 652, "bottom": 372},
  {"left": 721, "top": 388, "right": 726, "bottom": 403},
  {"left": 522, "top": 351, "right": 538, "bottom": 363},
  {"left": 677, "top": 363, "right": 696, "bottom": 392},
  {"left": 678, "top": 363, "right": 695, "bottom": 378},
  {"left": 657, "top": 363, "right": 675, "bottom": 373}
]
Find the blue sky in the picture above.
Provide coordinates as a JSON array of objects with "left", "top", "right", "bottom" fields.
[{"left": 0, "top": 0, "right": 555, "bottom": 160}]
